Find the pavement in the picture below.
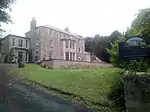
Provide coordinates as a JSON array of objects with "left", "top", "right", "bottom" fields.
[{"left": 0, "top": 64, "right": 91, "bottom": 112}]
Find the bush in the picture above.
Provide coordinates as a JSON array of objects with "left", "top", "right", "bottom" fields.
[
  {"left": 108, "top": 73, "right": 126, "bottom": 112},
  {"left": 18, "top": 62, "right": 25, "bottom": 68}
]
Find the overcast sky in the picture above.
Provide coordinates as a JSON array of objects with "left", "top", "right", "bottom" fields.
[{"left": 3, "top": 0, "right": 150, "bottom": 37}]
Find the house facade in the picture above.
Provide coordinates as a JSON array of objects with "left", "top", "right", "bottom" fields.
[
  {"left": 0, "top": 18, "right": 91, "bottom": 63},
  {"left": 0, "top": 35, "right": 30, "bottom": 63}
]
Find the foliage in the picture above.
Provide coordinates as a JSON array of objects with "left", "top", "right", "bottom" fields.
[
  {"left": 131, "top": 8, "right": 150, "bottom": 40},
  {"left": 18, "top": 62, "right": 25, "bottom": 68},
  {"left": 123, "top": 59, "right": 149, "bottom": 73},
  {"left": 107, "top": 34, "right": 126, "bottom": 68},
  {"left": 84, "top": 31, "right": 122, "bottom": 62},
  {"left": 108, "top": 8, "right": 150, "bottom": 69},
  {"left": 108, "top": 73, "right": 126, "bottom": 112},
  {"left": 0, "top": 0, "right": 16, "bottom": 36}
]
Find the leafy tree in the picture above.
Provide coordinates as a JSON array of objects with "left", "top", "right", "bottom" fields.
[
  {"left": 108, "top": 8, "right": 150, "bottom": 67},
  {"left": 85, "top": 31, "right": 122, "bottom": 62},
  {"left": 0, "top": 0, "right": 16, "bottom": 36},
  {"left": 109, "top": 30, "right": 122, "bottom": 45},
  {"left": 131, "top": 8, "right": 150, "bottom": 40},
  {"left": 84, "top": 37, "right": 93, "bottom": 53}
]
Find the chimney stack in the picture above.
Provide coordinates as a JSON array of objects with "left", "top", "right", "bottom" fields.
[
  {"left": 64, "top": 27, "right": 69, "bottom": 32},
  {"left": 30, "top": 17, "right": 37, "bottom": 30}
]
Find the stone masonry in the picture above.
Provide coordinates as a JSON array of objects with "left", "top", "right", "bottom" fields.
[{"left": 25, "top": 18, "right": 91, "bottom": 62}]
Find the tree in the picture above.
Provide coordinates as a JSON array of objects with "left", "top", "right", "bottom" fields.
[
  {"left": 0, "top": 0, "right": 16, "bottom": 36},
  {"left": 131, "top": 8, "right": 150, "bottom": 40},
  {"left": 108, "top": 8, "right": 150, "bottom": 67},
  {"left": 84, "top": 37, "right": 93, "bottom": 53},
  {"left": 109, "top": 31, "right": 122, "bottom": 44},
  {"left": 84, "top": 31, "right": 122, "bottom": 63}
]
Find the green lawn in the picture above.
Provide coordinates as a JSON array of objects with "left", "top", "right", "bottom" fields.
[{"left": 10, "top": 64, "right": 121, "bottom": 105}]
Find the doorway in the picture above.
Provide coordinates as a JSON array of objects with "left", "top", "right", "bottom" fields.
[{"left": 18, "top": 52, "right": 23, "bottom": 63}]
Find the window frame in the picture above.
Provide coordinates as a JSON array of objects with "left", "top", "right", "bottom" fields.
[
  {"left": 65, "top": 40, "right": 69, "bottom": 48},
  {"left": 12, "top": 38, "right": 15, "bottom": 46},
  {"left": 49, "top": 40, "right": 52, "bottom": 47},
  {"left": 48, "top": 51, "right": 52, "bottom": 59},
  {"left": 65, "top": 52, "right": 69, "bottom": 60},
  {"left": 70, "top": 52, "right": 72, "bottom": 60},
  {"left": 48, "top": 29, "right": 52, "bottom": 35},
  {"left": 26, "top": 40, "right": 28, "bottom": 48},
  {"left": 18, "top": 39, "right": 23, "bottom": 47}
]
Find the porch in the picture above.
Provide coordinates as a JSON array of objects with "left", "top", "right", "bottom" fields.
[{"left": 1, "top": 48, "right": 30, "bottom": 63}]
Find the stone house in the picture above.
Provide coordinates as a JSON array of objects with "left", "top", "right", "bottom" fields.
[
  {"left": 0, "top": 18, "right": 91, "bottom": 63},
  {"left": 0, "top": 35, "right": 30, "bottom": 62}
]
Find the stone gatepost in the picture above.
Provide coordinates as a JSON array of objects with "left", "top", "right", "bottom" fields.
[{"left": 124, "top": 76, "right": 150, "bottom": 112}]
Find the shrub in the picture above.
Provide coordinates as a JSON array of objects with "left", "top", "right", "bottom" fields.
[
  {"left": 18, "top": 62, "right": 25, "bottom": 68},
  {"left": 108, "top": 72, "right": 126, "bottom": 112}
]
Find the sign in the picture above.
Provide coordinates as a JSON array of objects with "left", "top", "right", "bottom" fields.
[{"left": 118, "top": 36, "right": 150, "bottom": 60}]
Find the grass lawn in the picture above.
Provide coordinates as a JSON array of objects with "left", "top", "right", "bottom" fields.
[{"left": 10, "top": 64, "right": 121, "bottom": 106}]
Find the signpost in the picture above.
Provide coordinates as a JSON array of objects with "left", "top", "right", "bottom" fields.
[{"left": 118, "top": 36, "right": 150, "bottom": 60}]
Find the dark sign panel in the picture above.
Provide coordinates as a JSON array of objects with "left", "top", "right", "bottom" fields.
[{"left": 118, "top": 36, "right": 150, "bottom": 60}]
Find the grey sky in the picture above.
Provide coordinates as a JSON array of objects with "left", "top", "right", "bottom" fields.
[{"left": 3, "top": 0, "right": 150, "bottom": 37}]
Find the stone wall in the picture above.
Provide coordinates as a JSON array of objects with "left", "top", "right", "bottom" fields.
[
  {"left": 124, "top": 76, "right": 150, "bottom": 112},
  {"left": 41, "top": 59, "right": 113, "bottom": 69}
]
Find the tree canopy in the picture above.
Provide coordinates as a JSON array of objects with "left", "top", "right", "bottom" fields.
[
  {"left": 0, "top": 0, "right": 16, "bottom": 34},
  {"left": 84, "top": 30, "right": 122, "bottom": 62},
  {"left": 108, "top": 8, "right": 150, "bottom": 68}
]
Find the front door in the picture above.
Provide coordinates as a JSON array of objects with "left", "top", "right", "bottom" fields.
[{"left": 18, "top": 52, "right": 23, "bottom": 63}]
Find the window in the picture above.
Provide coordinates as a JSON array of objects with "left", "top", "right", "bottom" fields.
[
  {"left": 65, "top": 40, "right": 69, "bottom": 48},
  {"left": 36, "top": 37, "right": 39, "bottom": 41},
  {"left": 48, "top": 29, "right": 52, "bottom": 35},
  {"left": 26, "top": 40, "right": 28, "bottom": 48},
  {"left": 73, "top": 42, "right": 75, "bottom": 49},
  {"left": 36, "top": 28, "right": 40, "bottom": 35},
  {"left": 18, "top": 39, "right": 23, "bottom": 47},
  {"left": 70, "top": 41, "right": 75, "bottom": 49},
  {"left": 56, "top": 32, "right": 58, "bottom": 37},
  {"left": 65, "top": 34, "right": 69, "bottom": 38},
  {"left": 12, "top": 38, "right": 15, "bottom": 46},
  {"left": 70, "top": 52, "right": 72, "bottom": 60},
  {"left": 49, "top": 40, "right": 52, "bottom": 46},
  {"left": 70, "top": 41, "right": 72, "bottom": 48},
  {"left": 49, "top": 51, "right": 52, "bottom": 59},
  {"left": 35, "top": 51, "right": 39, "bottom": 61},
  {"left": 57, "top": 32, "right": 60, "bottom": 37},
  {"left": 79, "top": 48, "right": 81, "bottom": 53},
  {"left": 65, "top": 52, "right": 69, "bottom": 60},
  {"left": 73, "top": 53, "right": 75, "bottom": 60},
  {"left": 26, "top": 53, "right": 28, "bottom": 61},
  {"left": 61, "top": 33, "right": 64, "bottom": 37}
]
